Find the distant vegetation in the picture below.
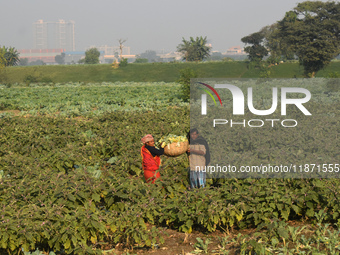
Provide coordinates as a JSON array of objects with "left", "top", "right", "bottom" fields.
[
  {"left": 2, "top": 61, "right": 339, "bottom": 86},
  {"left": 177, "top": 36, "right": 211, "bottom": 62},
  {"left": 0, "top": 46, "right": 20, "bottom": 67},
  {"left": 242, "top": 1, "right": 340, "bottom": 77}
]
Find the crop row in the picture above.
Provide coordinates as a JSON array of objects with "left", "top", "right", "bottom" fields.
[
  {"left": 0, "top": 81, "right": 339, "bottom": 254},
  {"left": 0, "top": 82, "right": 186, "bottom": 117},
  {"left": 0, "top": 106, "right": 340, "bottom": 254}
]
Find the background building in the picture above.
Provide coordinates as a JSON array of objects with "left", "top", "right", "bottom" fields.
[
  {"left": 224, "top": 46, "right": 245, "bottom": 55},
  {"left": 92, "top": 45, "right": 131, "bottom": 56},
  {"left": 33, "top": 19, "right": 75, "bottom": 51},
  {"left": 33, "top": 20, "right": 48, "bottom": 49},
  {"left": 89, "top": 45, "right": 135, "bottom": 63},
  {"left": 19, "top": 49, "right": 65, "bottom": 64}
]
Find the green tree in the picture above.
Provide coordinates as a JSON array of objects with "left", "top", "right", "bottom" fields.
[
  {"left": 276, "top": 1, "right": 340, "bottom": 77},
  {"left": 55, "top": 52, "right": 65, "bottom": 65},
  {"left": 241, "top": 32, "right": 268, "bottom": 63},
  {"left": 85, "top": 48, "right": 100, "bottom": 64},
  {"left": 177, "top": 68, "right": 198, "bottom": 102},
  {"left": 0, "top": 46, "right": 20, "bottom": 66},
  {"left": 28, "top": 60, "right": 46, "bottom": 66},
  {"left": 260, "top": 24, "right": 296, "bottom": 63},
  {"left": 119, "top": 57, "right": 128, "bottom": 67},
  {"left": 0, "top": 50, "right": 5, "bottom": 68},
  {"left": 208, "top": 52, "right": 223, "bottom": 61},
  {"left": 139, "top": 50, "right": 160, "bottom": 62},
  {"left": 177, "top": 36, "right": 211, "bottom": 62},
  {"left": 0, "top": 50, "right": 7, "bottom": 84},
  {"left": 18, "top": 58, "right": 29, "bottom": 66}
]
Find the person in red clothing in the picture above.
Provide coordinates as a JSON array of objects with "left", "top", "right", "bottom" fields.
[{"left": 141, "top": 134, "right": 164, "bottom": 183}]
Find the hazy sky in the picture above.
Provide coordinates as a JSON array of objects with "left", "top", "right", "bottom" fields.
[{"left": 0, "top": 0, "right": 332, "bottom": 54}]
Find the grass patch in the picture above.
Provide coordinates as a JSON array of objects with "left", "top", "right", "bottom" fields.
[{"left": 4, "top": 61, "right": 340, "bottom": 84}]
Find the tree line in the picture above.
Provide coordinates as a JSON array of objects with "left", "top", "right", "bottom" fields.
[{"left": 241, "top": 0, "right": 340, "bottom": 77}]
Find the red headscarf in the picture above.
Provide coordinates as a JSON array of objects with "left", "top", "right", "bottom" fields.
[{"left": 141, "top": 134, "right": 154, "bottom": 144}]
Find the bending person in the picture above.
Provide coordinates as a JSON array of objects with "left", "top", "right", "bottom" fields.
[{"left": 141, "top": 134, "right": 164, "bottom": 183}]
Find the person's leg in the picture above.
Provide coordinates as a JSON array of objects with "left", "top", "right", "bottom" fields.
[
  {"left": 203, "top": 171, "right": 206, "bottom": 187},
  {"left": 153, "top": 171, "right": 161, "bottom": 183},
  {"left": 190, "top": 171, "right": 198, "bottom": 188},
  {"left": 190, "top": 170, "right": 194, "bottom": 188},
  {"left": 144, "top": 170, "right": 160, "bottom": 183},
  {"left": 144, "top": 170, "right": 153, "bottom": 183},
  {"left": 198, "top": 170, "right": 206, "bottom": 188}
]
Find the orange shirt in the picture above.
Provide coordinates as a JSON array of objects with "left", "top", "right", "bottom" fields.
[{"left": 141, "top": 145, "right": 161, "bottom": 172}]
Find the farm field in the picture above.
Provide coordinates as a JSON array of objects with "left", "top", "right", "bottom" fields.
[
  {"left": 3, "top": 61, "right": 340, "bottom": 84},
  {"left": 0, "top": 82, "right": 185, "bottom": 117},
  {"left": 0, "top": 81, "right": 339, "bottom": 254}
]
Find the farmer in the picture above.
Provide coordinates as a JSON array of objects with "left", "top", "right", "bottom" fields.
[
  {"left": 141, "top": 134, "right": 164, "bottom": 183},
  {"left": 186, "top": 128, "right": 210, "bottom": 188}
]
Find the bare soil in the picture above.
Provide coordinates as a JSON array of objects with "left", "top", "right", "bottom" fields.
[
  {"left": 102, "top": 227, "right": 258, "bottom": 255},
  {"left": 102, "top": 221, "right": 319, "bottom": 255}
]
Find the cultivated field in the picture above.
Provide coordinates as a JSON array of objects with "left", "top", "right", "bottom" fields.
[{"left": 0, "top": 81, "right": 339, "bottom": 254}]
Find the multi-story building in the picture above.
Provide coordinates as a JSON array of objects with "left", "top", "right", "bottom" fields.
[
  {"left": 33, "top": 20, "right": 48, "bottom": 49},
  {"left": 33, "top": 19, "right": 75, "bottom": 51}
]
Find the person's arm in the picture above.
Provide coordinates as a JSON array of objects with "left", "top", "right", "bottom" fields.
[
  {"left": 188, "top": 145, "right": 206, "bottom": 155},
  {"left": 145, "top": 145, "right": 164, "bottom": 156},
  {"left": 190, "top": 149, "right": 205, "bottom": 155},
  {"left": 190, "top": 150, "right": 205, "bottom": 155}
]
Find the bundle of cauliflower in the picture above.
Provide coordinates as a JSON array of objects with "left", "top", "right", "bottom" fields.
[
  {"left": 157, "top": 134, "right": 187, "bottom": 147},
  {"left": 157, "top": 134, "right": 188, "bottom": 157}
]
